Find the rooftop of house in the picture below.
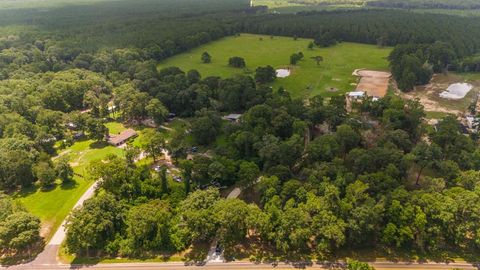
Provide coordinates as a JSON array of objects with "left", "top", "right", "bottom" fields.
[
  {"left": 348, "top": 91, "right": 366, "bottom": 97},
  {"left": 223, "top": 113, "right": 242, "bottom": 120},
  {"left": 108, "top": 128, "right": 137, "bottom": 145}
]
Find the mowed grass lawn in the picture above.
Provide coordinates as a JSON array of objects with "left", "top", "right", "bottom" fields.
[
  {"left": 13, "top": 120, "right": 180, "bottom": 241},
  {"left": 158, "top": 33, "right": 391, "bottom": 98},
  {"left": 13, "top": 122, "right": 128, "bottom": 241}
]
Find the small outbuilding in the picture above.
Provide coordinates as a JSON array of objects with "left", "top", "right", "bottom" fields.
[
  {"left": 108, "top": 105, "right": 117, "bottom": 113},
  {"left": 66, "top": 122, "right": 77, "bottom": 130},
  {"left": 108, "top": 128, "right": 137, "bottom": 146},
  {"left": 347, "top": 91, "right": 366, "bottom": 99}
]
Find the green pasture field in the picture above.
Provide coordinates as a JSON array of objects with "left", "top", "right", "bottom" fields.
[
  {"left": 253, "top": 0, "right": 366, "bottom": 13},
  {"left": 158, "top": 34, "right": 391, "bottom": 98}
]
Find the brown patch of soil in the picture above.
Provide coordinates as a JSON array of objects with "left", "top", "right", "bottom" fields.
[
  {"left": 40, "top": 222, "right": 52, "bottom": 239},
  {"left": 399, "top": 73, "right": 480, "bottom": 115},
  {"left": 353, "top": 69, "right": 391, "bottom": 97}
]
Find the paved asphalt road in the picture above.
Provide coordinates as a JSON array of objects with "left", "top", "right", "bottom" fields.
[
  {"left": 31, "top": 181, "right": 99, "bottom": 265},
  {"left": 2, "top": 261, "right": 478, "bottom": 270}
]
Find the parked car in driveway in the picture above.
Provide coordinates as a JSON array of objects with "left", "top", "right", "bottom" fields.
[{"left": 215, "top": 243, "right": 222, "bottom": 255}]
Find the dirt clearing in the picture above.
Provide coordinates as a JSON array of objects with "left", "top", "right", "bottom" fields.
[
  {"left": 353, "top": 69, "right": 391, "bottom": 97},
  {"left": 399, "top": 73, "right": 480, "bottom": 116}
]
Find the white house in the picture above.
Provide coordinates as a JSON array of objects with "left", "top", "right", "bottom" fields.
[{"left": 347, "top": 91, "right": 366, "bottom": 99}]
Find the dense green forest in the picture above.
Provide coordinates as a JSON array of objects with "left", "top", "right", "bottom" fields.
[
  {"left": 0, "top": 0, "right": 251, "bottom": 50},
  {"left": 64, "top": 66, "right": 480, "bottom": 261},
  {"left": 2, "top": 0, "right": 480, "bottom": 265}
]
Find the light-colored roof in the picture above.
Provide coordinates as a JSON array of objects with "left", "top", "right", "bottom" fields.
[
  {"left": 108, "top": 128, "right": 137, "bottom": 145},
  {"left": 348, "top": 91, "right": 366, "bottom": 97},
  {"left": 466, "top": 116, "right": 476, "bottom": 129},
  {"left": 223, "top": 114, "right": 242, "bottom": 120}
]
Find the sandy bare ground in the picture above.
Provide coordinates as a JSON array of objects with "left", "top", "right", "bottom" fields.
[
  {"left": 353, "top": 69, "right": 391, "bottom": 97},
  {"left": 400, "top": 88, "right": 462, "bottom": 115}
]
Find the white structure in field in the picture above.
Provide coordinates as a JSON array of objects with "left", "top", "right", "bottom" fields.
[
  {"left": 276, "top": 69, "right": 291, "bottom": 78},
  {"left": 347, "top": 91, "right": 366, "bottom": 99},
  {"left": 440, "top": 83, "right": 473, "bottom": 100}
]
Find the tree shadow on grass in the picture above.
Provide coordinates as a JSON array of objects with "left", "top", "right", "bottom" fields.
[
  {"left": 10, "top": 182, "right": 57, "bottom": 198},
  {"left": 70, "top": 256, "right": 101, "bottom": 267},
  {"left": 39, "top": 184, "right": 57, "bottom": 192},
  {"left": 11, "top": 185, "right": 37, "bottom": 198},
  {"left": 11, "top": 179, "right": 81, "bottom": 199},
  {"left": 349, "top": 246, "right": 480, "bottom": 265},
  {"left": 60, "top": 180, "right": 79, "bottom": 191},
  {"left": 332, "top": 247, "right": 378, "bottom": 263},
  {"left": 89, "top": 141, "right": 109, "bottom": 149},
  {"left": 69, "top": 251, "right": 180, "bottom": 268}
]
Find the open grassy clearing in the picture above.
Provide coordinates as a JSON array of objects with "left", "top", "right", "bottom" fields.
[
  {"left": 13, "top": 176, "right": 91, "bottom": 241},
  {"left": 425, "top": 111, "right": 452, "bottom": 119},
  {"left": 253, "top": 0, "right": 304, "bottom": 9},
  {"left": 105, "top": 121, "right": 127, "bottom": 135},
  {"left": 253, "top": 0, "right": 480, "bottom": 16},
  {"left": 159, "top": 34, "right": 391, "bottom": 99},
  {"left": 253, "top": 0, "right": 365, "bottom": 10},
  {"left": 271, "top": 4, "right": 363, "bottom": 13},
  {"left": 13, "top": 122, "right": 126, "bottom": 240}
]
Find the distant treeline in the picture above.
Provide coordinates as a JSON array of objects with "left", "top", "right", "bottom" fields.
[
  {"left": 0, "top": 0, "right": 250, "bottom": 24},
  {"left": 0, "top": 0, "right": 251, "bottom": 51},
  {"left": 2, "top": 1, "right": 480, "bottom": 91},
  {"left": 3, "top": 4, "right": 480, "bottom": 60},
  {"left": 367, "top": 0, "right": 480, "bottom": 10},
  {"left": 240, "top": 10, "right": 480, "bottom": 58}
]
